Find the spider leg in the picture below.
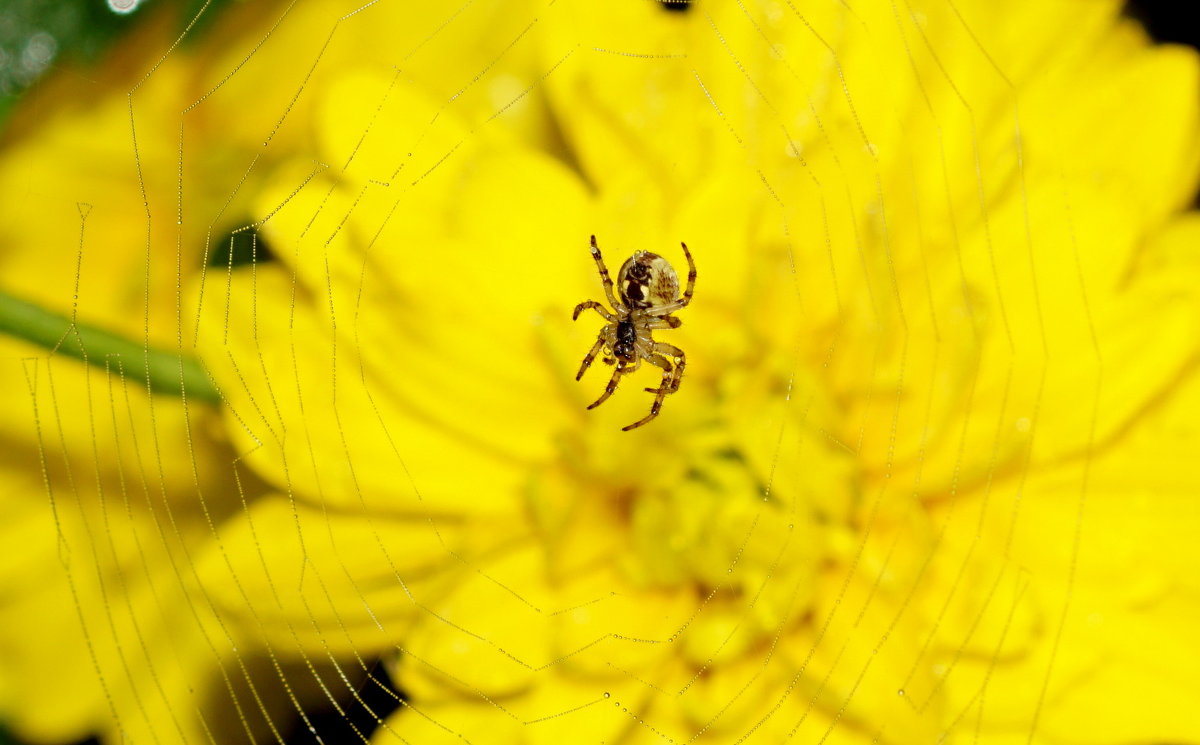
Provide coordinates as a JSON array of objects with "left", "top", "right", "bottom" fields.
[
  {"left": 623, "top": 401, "right": 664, "bottom": 431},
  {"left": 589, "top": 235, "right": 626, "bottom": 314},
  {"left": 679, "top": 241, "right": 696, "bottom": 307},
  {"left": 644, "top": 344, "right": 686, "bottom": 394},
  {"left": 625, "top": 346, "right": 686, "bottom": 431},
  {"left": 645, "top": 299, "right": 690, "bottom": 317},
  {"left": 641, "top": 352, "right": 674, "bottom": 393},
  {"left": 573, "top": 300, "right": 616, "bottom": 322},
  {"left": 588, "top": 358, "right": 639, "bottom": 410},
  {"left": 625, "top": 379, "right": 670, "bottom": 431},
  {"left": 576, "top": 331, "right": 609, "bottom": 381},
  {"left": 645, "top": 316, "right": 681, "bottom": 330},
  {"left": 644, "top": 243, "right": 696, "bottom": 318}
]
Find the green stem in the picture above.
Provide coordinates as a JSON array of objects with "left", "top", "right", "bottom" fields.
[{"left": 0, "top": 289, "right": 220, "bottom": 403}]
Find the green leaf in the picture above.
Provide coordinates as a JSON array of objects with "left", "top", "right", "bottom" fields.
[{"left": 0, "top": 289, "right": 220, "bottom": 403}]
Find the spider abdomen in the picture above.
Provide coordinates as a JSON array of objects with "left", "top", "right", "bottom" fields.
[{"left": 617, "top": 251, "right": 680, "bottom": 310}]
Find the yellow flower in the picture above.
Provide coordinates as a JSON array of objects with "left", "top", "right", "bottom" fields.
[
  {"left": 0, "top": 16, "right": 265, "bottom": 742},
  {"left": 0, "top": 1, "right": 556, "bottom": 743},
  {"left": 3, "top": 0, "right": 1199, "bottom": 743},
  {"left": 190, "top": 1, "right": 1200, "bottom": 744}
]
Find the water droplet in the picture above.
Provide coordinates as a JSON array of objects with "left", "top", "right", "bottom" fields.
[
  {"left": 603, "top": 692, "right": 610, "bottom": 699},
  {"left": 20, "top": 32, "right": 58, "bottom": 77},
  {"left": 897, "top": 689, "right": 905, "bottom": 697}
]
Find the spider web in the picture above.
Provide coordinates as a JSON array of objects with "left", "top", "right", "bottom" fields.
[{"left": 3, "top": 0, "right": 1189, "bottom": 743}]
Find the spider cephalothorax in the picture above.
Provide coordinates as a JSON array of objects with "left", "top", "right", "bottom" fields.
[{"left": 572, "top": 235, "right": 696, "bottom": 431}]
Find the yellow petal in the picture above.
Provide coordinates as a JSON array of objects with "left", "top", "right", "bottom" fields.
[
  {"left": 191, "top": 494, "right": 522, "bottom": 658},
  {"left": 371, "top": 672, "right": 636, "bottom": 745},
  {"left": 925, "top": 366, "right": 1200, "bottom": 741},
  {"left": 395, "top": 547, "right": 557, "bottom": 701},
  {"left": 193, "top": 265, "right": 532, "bottom": 517},
  {"left": 1020, "top": 24, "right": 1200, "bottom": 222},
  {"left": 0, "top": 394, "right": 244, "bottom": 743},
  {"left": 0, "top": 58, "right": 224, "bottom": 349}
]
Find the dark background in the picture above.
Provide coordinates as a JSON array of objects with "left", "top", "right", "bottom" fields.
[{"left": 1125, "top": 0, "right": 1200, "bottom": 49}]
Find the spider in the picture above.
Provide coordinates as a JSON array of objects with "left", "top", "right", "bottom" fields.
[{"left": 573, "top": 234, "right": 696, "bottom": 431}]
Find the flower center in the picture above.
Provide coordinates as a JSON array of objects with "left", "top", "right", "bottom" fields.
[{"left": 546, "top": 362, "right": 861, "bottom": 656}]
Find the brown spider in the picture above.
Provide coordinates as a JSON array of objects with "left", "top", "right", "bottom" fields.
[{"left": 573, "top": 234, "right": 696, "bottom": 431}]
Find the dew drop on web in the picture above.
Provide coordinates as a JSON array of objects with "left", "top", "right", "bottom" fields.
[{"left": 107, "top": 0, "right": 141, "bottom": 14}]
